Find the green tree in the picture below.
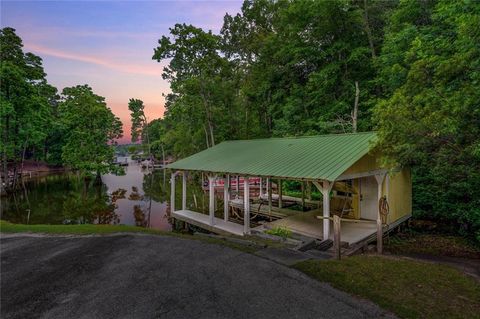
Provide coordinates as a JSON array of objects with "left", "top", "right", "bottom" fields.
[
  {"left": 128, "top": 98, "right": 147, "bottom": 144},
  {"left": 128, "top": 98, "right": 155, "bottom": 160},
  {"left": 373, "top": 0, "right": 480, "bottom": 240},
  {"left": 152, "top": 1, "right": 393, "bottom": 158},
  {"left": 59, "top": 85, "right": 123, "bottom": 178},
  {"left": 0, "top": 27, "right": 58, "bottom": 190},
  {"left": 153, "top": 23, "right": 235, "bottom": 152}
]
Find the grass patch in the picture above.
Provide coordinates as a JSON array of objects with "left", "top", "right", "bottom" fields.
[
  {"left": 265, "top": 226, "right": 292, "bottom": 239},
  {"left": 386, "top": 232, "right": 480, "bottom": 259},
  {"left": 294, "top": 255, "right": 480, "bottom": 319},
  {"left": 0, "top": 220, "right": 270, "bottom": 253},
  {"left": 0, "top": 220, "right": 170, "bottom": 236}
]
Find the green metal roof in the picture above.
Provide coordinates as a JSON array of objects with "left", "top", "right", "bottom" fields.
[{"left": 166, "top": 132, "right": 377, "bottom": 181}]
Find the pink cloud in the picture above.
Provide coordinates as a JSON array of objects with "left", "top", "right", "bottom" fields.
[{"left": 25, "top": 43, "right": 163, "bottom": 77}]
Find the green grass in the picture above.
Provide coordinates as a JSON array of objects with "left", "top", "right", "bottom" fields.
[
  {"left": 0, "top": 220, "right": 170, "bottom": 235},
  {"left": 265, "top": 226, "right": 292, "bottom": 239},
  {"left": 0, "top": 220, "right": 264, "bottom": 253},
  {"left": 294, "top": 255, "right": 480, "bottom": 319},
  {"left": 386, "top": 232, "right": 480, "bottom": 259}
]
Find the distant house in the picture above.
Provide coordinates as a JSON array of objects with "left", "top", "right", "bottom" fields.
[{"left": 166, "top": 132, "right": 411, "bottom": 249}]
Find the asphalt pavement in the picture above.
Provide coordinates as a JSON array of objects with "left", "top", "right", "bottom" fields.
[{"left": 1, "top": 233, "right": 394, "bottom": 319}]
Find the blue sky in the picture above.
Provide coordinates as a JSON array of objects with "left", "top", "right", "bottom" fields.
[{"left": 1, "top": 0, "right": 242, "bottom": 142}]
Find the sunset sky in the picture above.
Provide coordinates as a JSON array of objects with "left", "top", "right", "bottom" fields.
[{"left": 1, "top": 0, "right": 242, "bottom": 143}]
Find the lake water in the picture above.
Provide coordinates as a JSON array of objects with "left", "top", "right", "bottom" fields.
[{"left": 1, "top": 157, "right": 207, "bottom": 230}]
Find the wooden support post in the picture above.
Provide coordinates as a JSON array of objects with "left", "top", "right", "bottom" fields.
[
  {"left": 301, "top": 181, "right": 305, "bottom": 210},
  {"left": 278, "top": 179, "right": 283, "bottom": 208},
  {"left": 224, "top": 175, "right": 230, "bottom": 222},
  {"left": 243, "top": 176, "right": 250, "bottom": 234},
  {"left": 307, "top": 181, "right": 312, "bottom": 201},
  {"left": 322, "top": 180, "right": 332, "bottom": 241},
  {"left": 182, "top": 172, "right": 187, "bottom": 210},
  {"left": 208, "top": 175, "right": 216, "bottom": 226},
  {"left": 259, "top": 177, "right": 263, "bottom": 198},
  {"left": 375, "top": 174, "right": 386, "bottom": 254},
  {"left": 333, "top": 214, "right": 341, "bottom": 260},
  {"left": 170, "top": 172, "right": 178, "bottom": 213},
  {"left": 267, "top": 178, "right": 272, "bottom": 219}
]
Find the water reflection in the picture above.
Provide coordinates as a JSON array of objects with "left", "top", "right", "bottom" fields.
[{"left": 1, "top": 157, "right": 183, "bottom": 230}]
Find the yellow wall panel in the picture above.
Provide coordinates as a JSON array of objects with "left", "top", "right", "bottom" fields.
[
  {"left": 342, "top": 151, "right": 382, "bottom": 175},
  {"left": 386, "top": 168, "right": 412, "bottom": 223}
]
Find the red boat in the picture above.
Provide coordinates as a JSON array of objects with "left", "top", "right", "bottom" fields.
[{"left": 202, "top": 176, "right": 262, "bottom": 190}]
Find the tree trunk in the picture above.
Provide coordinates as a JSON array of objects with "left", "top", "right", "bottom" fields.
[
  {"left": 208, "top": 122, "right": 215, "bottom": 147},
  {"left": 204, "top": 125, "right": 210, "bottom": 148},
  {"left": 20, "top": 138, "right": 28, "bottom": 177},
  {"left": 363, "top": 0, "right": 376, "bottom": 58},
  {"left": 352, "top": 81, "right": 360, "bottom": 133},
  {"left": 161, "top": 143, "right": 166, "bottom": 188},
  {"left": 94, "top": 171, "right": 102, "bottom": 186},
  {"left": 1, "top": 116, "right": 9, "bottom": 193},
  {"left": 199, "top": 82, "right": 215, "bottom": 147}
]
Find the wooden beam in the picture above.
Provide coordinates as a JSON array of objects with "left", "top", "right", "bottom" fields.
[
  {"left": 208, "top": 175, "right": 216, "bottom": 226},
  {"left": 182, "top": 172, "right": 187, "bottom": 210},
  {"left": 278, "top": 179, "right": 283, "bottom": 208},
  {"left": 322, "top": 180, "right": 332, "bottom": 241},
  {"left": 244, "top": 176, "right": 250, "bottom": 234},
  {"left": 316, "top": 216, "right": 375, "bottom": 223},
  {"left": 312, "top": 180, "right": 323, "bottom": 193},
  {"left": 374, "top": 173, "right": 386, "bottom": 254},
  {"left": 307, "top": 181, "right": 312, "bottom": 201},
  {"left": 224, "top": 174, "right": 230, "bottom": 222},
  {"left": 259, "top": 177, "right": 263, "bottom": 198},
  {"left": 170, "top": 171, "right": 179, "bottom": 213},
  {"left": 336, "top": 168, "right": 389, "bottom": 181},
  {"left": 333, "top": 215, "right": 341, "bottom": 260},
  {"left": 301, "top": 181, "right": 305, "bottom": 210},
  {"left": 267, "top": 177, "right": 272, "bottom": 220}
]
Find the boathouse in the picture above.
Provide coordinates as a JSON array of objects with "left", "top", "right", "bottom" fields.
[{"left": 166, "top": 132, "right": 411, "bottom": 247}]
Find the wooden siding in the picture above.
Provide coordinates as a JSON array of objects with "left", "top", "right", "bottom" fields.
[
  {"left": 340, "top": 152, "right": 412, "bottom": 224},
  {"left": 341, "top": 151, "right": 382, "bottom": 175},
  {"left": 385, "top": 168, "right": 412, "bottom": 223}
]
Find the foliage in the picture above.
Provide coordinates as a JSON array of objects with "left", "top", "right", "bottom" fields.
[
  {"left": 3, "top": 0, "right": 480, "bottom": 243},
  {"left": 294, "top": 256, "right": 480, "bottom": 319},
  {"left": 373, "top": 0, "right": 480, "bottom": 241},
  {"left": 114, "top": 143, "right": 137, "bottom": 156},
  {"left": 265, "top": 226, "right": 292, "bottom": 239},
  {"left": 152, "top": 23, "right": 235, "bottom": 156},
  {"left": 146, "top": 0, "right": 480, "bottom": 242},
  {"left": 128, "top": 98, "right": 146, "bottom": 143},
  {"left": 59, "top": 85, "right": 123, "bottom": 176},
  {"left": 151, "top": 1, "right": 390, "bottom": 157},
  {"left": 0, "top": 27, "right": 59, "bottom": 186},
  {"left": 0, "top": 27, "right": 124, "bottom": 185}
]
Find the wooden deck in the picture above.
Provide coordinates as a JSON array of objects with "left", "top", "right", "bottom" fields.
[
  {"left": 172, "top": 210, "right": 245, "bottom": 236},
  {"left": 259, "top": 193, "right": 321, "bottom": 207},
  {"left": 229, "top": 198, "right": 301, "bottom": 219},
  {"left": 264, "top": 210, "right": 377, "bottom": 245}
]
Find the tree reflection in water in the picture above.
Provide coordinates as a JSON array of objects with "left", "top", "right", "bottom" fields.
[
  {"left": 133, "top": 205, "right": 147, "bottom": 227},
  {"left": 128, "top": 186, "right": 144, "bottom": 201},
  {"left": 2, "top": 167, "right": 206, "bottom": 229},
  {"left": 2, "top": 174, "right": 122, "bottom": 225}
]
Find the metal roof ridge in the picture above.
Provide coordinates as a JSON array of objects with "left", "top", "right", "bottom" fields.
[{"left": 220, "top": 131, "right": 376, "bottom": 143}]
